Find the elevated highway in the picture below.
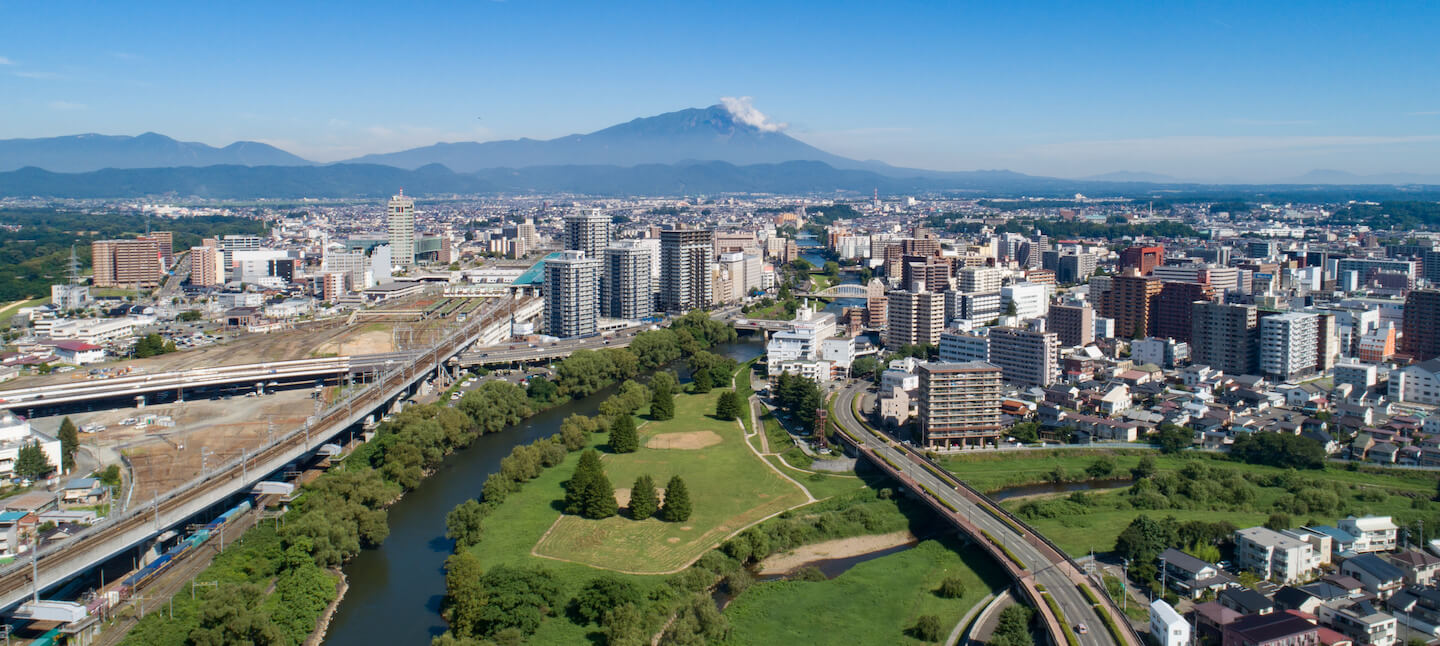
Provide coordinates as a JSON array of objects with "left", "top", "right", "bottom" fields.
[
  {"left": 0, "top": 296, "right": 529, "bottom": 611},
  {"left": 455, "top": 325, "right": 646, "bottom": 366},
  {"left": 0, "top": 354, "right": 414, "bottom": 414},
  {"left": 833, "top": 383, "right": 1138, "bottom": 646}
]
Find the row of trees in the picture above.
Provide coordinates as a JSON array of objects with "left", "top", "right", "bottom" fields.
[{"left": 562, "top": 449, "right": 693, "bottom": 522}]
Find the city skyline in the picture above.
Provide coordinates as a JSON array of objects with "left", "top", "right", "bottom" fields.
[{"left": 1, "top": 2, "right": 1437, "bottom": 181}]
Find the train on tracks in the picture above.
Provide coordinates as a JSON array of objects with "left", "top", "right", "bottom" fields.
[{"left": 83, "top": 499, "right": 253, "bottom": 617}]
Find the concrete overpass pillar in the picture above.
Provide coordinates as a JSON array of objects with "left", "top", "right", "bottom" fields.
[
  {"left": 134, "top": 395, "right": 146, "bottom": 409},
  {"left": 256, "top": 381, "right": 265, "bottom": 396}
]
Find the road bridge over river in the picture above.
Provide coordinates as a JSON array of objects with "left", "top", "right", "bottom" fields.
[{"left": 833, "top": 382, "right": 1139, "bottom": 646}]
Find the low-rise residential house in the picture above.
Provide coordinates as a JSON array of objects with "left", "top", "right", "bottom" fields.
[
  {"left": 1276, "top": 583, "right": 1353, "bottom": 615},
  {"left": 1161, "top": 548, "right": 1238, "bottom": 599},
  {"left": 60, "top": 478, "right": 104, "bottom": 504},
  {"left": 1384, "top": 588, "right": 1440, "bottom": 640},
  {"left": 1338, "top": 516, "right": 1399, "bottom": 553},
  {"left": 1385, "top": 550, "right": 1440, "bottom": 587},
  {"left": 1152, "top": 600, "right": 1191, "bottom": 646},
  {"left": 1339, "top": 554, "right": 1405, "bottom": 599},
  {"left": 1367, "top": 443, "right": 1399, "bottom": 464},
  {"left": 49, "top": 340, "right": 105, "bottom": 365},
  {"left": 1194, "top": 601, "right": 1246, "bottom": 644},
  {"left": 1223, "top": 588, "right": 1278, "bottom": 616},
  {"left": 1281, "top": 383, "right": 1329, "bottom": 409},
  {"left": 1222, "top": 611, "right": 1320, "bottom": 646},
  {"left": 1304, "top": 527, "right": 1358, "bottom": 558},
  {"left": 1316, "top": 599, "right": 1397, "bottom": 646}
]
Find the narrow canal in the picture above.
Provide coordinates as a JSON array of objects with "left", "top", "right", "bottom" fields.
[{"left": 324, "top": 338, "right": 763, "bottom": 644}]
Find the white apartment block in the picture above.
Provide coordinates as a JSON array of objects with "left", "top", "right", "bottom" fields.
[
  {"left": 1338, "top": 516, "right": 1399, "bottom": 553},
  {"left": 1235, "top": 526, "right": 1318, "bottom": 584},
  {"left": 1001, "top": 282, "right": 1050, "bottom": 320},
  {"left": 1260, "top": 311, "right": 1320, "bottom": 381}
]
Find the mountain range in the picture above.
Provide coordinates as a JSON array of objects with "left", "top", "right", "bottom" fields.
[
  {"left": 1, "top": 104, "right": 1438, "bottom": 197},
  {"left": 0, "top": 132, "right": 310, "bottom": 173}
]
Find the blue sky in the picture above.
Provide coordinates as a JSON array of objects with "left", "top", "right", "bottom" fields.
[{"left": 2, "top": 1, "right": 1438, "bottom": 181}]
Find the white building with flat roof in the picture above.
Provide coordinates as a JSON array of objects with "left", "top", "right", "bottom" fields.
[
  {"left": 1338, "top": 516, "right": 1399, "bottom": 553},
  {"left": 0, "top": 411, "right": 63, "bottom": 479},
  {"left": 1235, "top": 526, "right": 1317, "bottom": 584},
  {"left": 766, "top": 304, "right": 837, "bottom": 376}
]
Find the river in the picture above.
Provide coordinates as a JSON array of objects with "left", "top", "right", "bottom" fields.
[{"left": 323, "top": 338, "right": 764, "bottom": 644}]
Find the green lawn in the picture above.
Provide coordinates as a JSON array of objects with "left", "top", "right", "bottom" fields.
[
  {"left": 0, "top": 297, "right": 48, "bottom": 322},
  {"left": 530, "top": 386, "right": 810, "bottom": 573},
  {"left": 1017, "top": 505, "right": 1272, "bottom": 558},
  {"left": 721, "top": 538, "right": 1006, "bottom": 646},
  {"left": 978, "top": 450, "right": 1440, "bottom": 558}
]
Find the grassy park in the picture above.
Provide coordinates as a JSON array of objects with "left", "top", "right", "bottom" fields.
[
  {"left": 530, "top": 386, "right": 810, "bottom": 572},
  {"left": 721, "top": 537, "right": 1005, "bottom": 646},
  {"left": 960, "top": 449, "right": 1440, "bottom": 558}
]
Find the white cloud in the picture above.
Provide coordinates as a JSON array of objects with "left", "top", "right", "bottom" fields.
[
  {"left": 719, "top": 96, "right": 787, "bottom": 132},
  {"left": 0, "top": 56, "right": 14, "bottom": 65},
  {"left": 14, "top": 70, "right": 61, "bottom": 79},
  {"left": 48, "top": 100, "right": 86, "bottom": 111}
]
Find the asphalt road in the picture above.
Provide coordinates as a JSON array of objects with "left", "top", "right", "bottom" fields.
[{"left": 833, "top": 382, "right": 1124, "bottom": 646}]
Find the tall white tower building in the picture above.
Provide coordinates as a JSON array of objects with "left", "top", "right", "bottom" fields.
[
  {"left": 545, "top": 250, "right": 601, "bottom": 338},
  {"left": 387, "top": 190, "right": 416, "bottom": 268}
]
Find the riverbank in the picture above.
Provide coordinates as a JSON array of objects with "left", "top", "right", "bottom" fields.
[
  {"left": 721, "top": 538, "right": 1005, "bottom": 646},
  {"left": 756, "top": 530, "right": 917, "bottom": 576},
  {"left": 303, "top": 571, "right": 347, "bottom": 646}
]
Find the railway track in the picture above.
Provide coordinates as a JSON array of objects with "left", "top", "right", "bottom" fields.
[{"left": 0, "top": 297, "right": 523, "bottom": 608}]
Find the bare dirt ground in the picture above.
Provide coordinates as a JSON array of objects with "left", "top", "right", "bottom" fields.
[
  {"left": 755, "top": 530, "right": 918, "bottom": 576},
  {"left": 32, "top": 388, "right": 319, "bottom": 502},
  {"left": 645, "top": 431, "right": 723, "bottom": 450},
  {"left": 310, "top": 328, "right": 395, "bottom": 357},
  {"left": 612, "top": 487, "right": 666, "bottom": 509},
  {"left": 4, "top": 292, "right": 467, "bottom": 389}
]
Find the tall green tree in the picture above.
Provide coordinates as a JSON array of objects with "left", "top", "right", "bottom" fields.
[
  {"left": 662, "top": 475, "right": 692, "bottom": 522},
  {"left": 582, "top": 472, "right": 618, "bottom": 520},
  {"left": 651, "top": 384, "right": 675, "bottom": 421},
  {"left": 14, "top": 441, "right": 52, "bottom": 480},
  {"left": 57, "top": 417, "right": 79, "bottom": 472},
  {"left": 565, "top": 449, "right": 603, "bottom": 515},
  {"left": 609, "top": 414, "right": 638, "bottom": 454},
  {"left": 715, "top": 391, "right": 742, "bottom": 421},
  {"left": 446, "top": 499, "right": 488, "bottom": 548},
  {"left": 628, "top": 474, "right": 658, "bottom": 520},
  {"left": 690, "top": 369, "right": 713, "bottom": 393}
]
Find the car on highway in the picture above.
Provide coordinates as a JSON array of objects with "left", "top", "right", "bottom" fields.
[{"left": 1075, "top": 624, "right": 1088, "bottom": 635}]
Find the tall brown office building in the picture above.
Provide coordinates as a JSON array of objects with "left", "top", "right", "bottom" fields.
[
  {"left": 901, "top": 255, "right": 952, "bottom": 293},
  {"left": 1402, "top": 290, "right": 1440, "bottom": 360},
  {"left": 91, "top": 239, "right": 164, "bottom": 288},
  {"left": 1097, "top": 270, "right": 1163, "bottom": 339},
  {"left": 1120, "top": 245, "right": 1164, "bottom": 275},
  {"left": 1047, "top": 303, "right": 1095, "bottom": 347},
  {"left": 1155, "top": 281, "right": 1215, "bottom": 343},
  {"left": 918, "top": 362, "right": 1003, "bottom": 449},
  {"left": 139, "top": 231, "right": 174, "bottom": 267},
  {"left": 988, "top": 326, "right": 1060, "bottom": 387},
  {"left": 1190, "top": 301, "right": 1260, "bottom": 375},
  {"left": 885, "top": 289, "right": 945, "bottom": 349}
]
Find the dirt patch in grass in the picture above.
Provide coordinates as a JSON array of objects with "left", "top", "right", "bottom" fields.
[
  {"left": 756, "top": 530, "right": 919, "bottom": 576},
  {"left": 646, "top": 431, "right": 722, "bottom": 450}
]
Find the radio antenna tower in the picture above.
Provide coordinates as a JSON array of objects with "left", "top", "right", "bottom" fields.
[{"left": 66, "top": 245, "right": 82, "bottom": 285}]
